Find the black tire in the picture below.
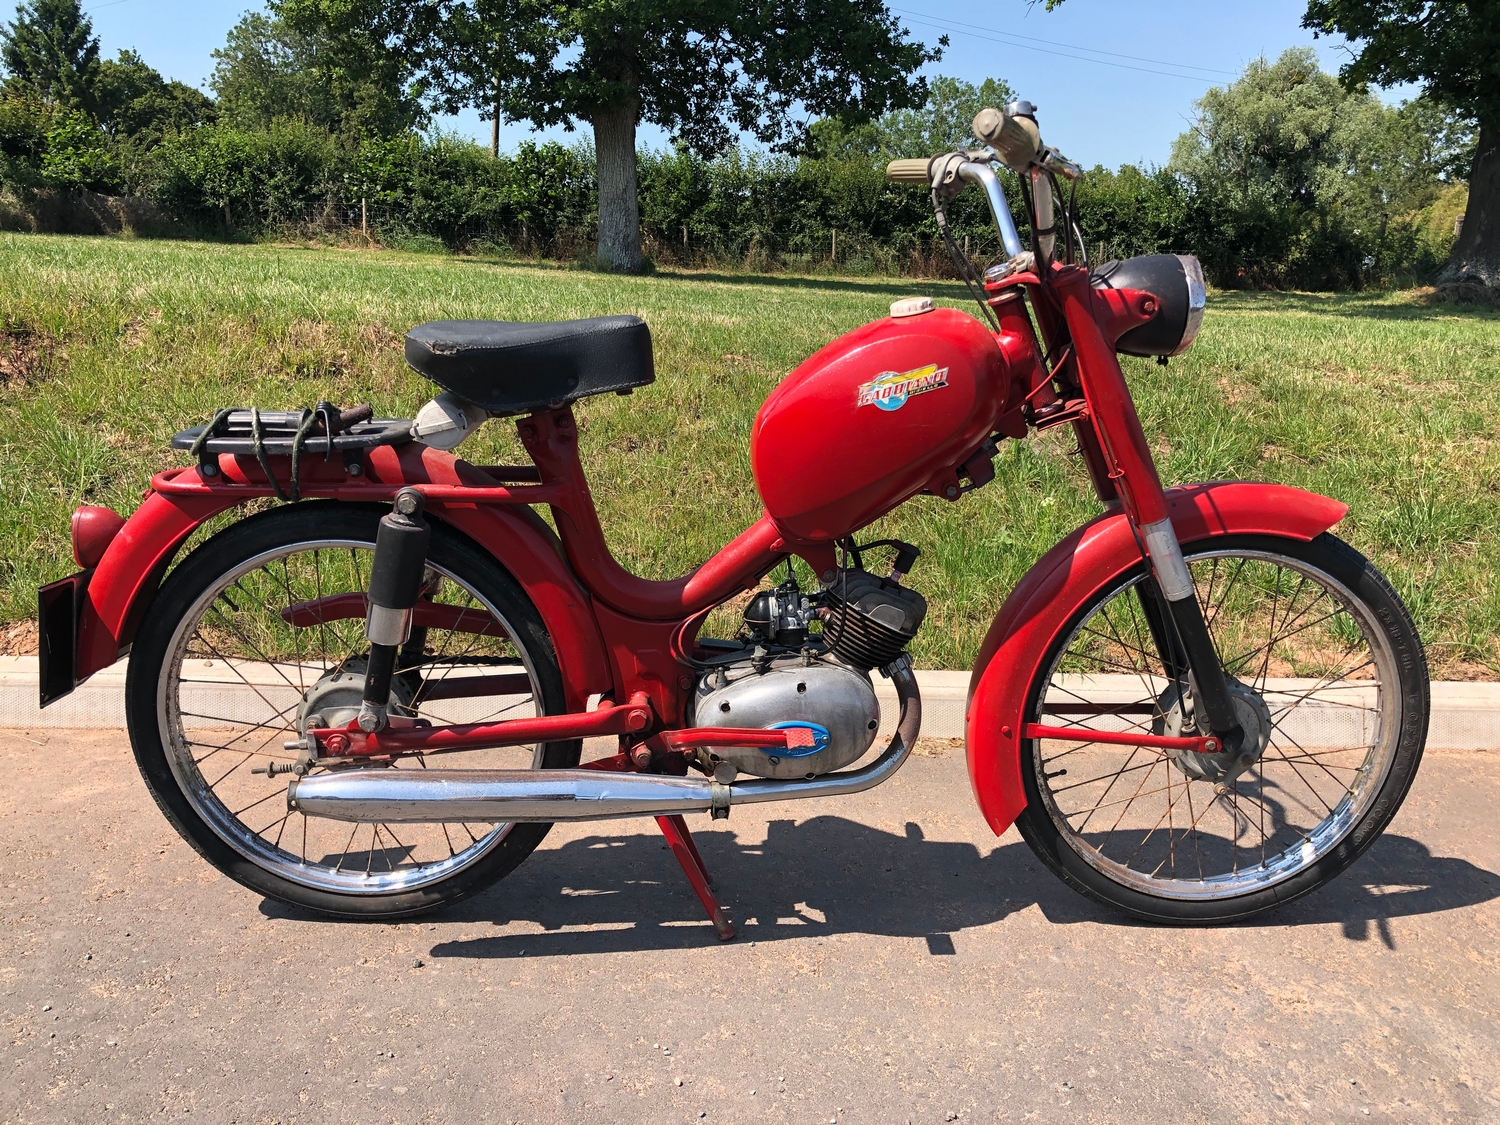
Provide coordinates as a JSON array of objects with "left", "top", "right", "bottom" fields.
[
  {"left": 125, "top": 502, "right": 581, "bottom": 918},
  {"left": 1014, "top": 532, "right": 1428, "bottom": 924}
]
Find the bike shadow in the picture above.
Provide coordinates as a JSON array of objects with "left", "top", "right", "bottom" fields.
[{"left": 314, "top": 818, "right": 1498, "bottom": 958}]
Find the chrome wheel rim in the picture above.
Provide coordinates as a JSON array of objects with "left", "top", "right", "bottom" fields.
[
  {"left": 1031, "top": 547, "right": 1400, "bottom": 900},
  {"left": 156, "top": 537, "right": 547, "bottom": 895}
]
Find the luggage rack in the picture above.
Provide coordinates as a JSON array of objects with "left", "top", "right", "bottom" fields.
[{"left": 171, "top": 402, "right": 413, "bottom": 501}]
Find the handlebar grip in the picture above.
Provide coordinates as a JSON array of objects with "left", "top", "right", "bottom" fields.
[
  {"left": 972, "top": 108, "right": 1042, "bottom": 173},
  {"left": 885, "top": 158, "right": 933, "bottom": 184}
]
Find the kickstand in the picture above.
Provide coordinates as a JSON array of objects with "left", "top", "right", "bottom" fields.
[{"left": 656, "top": 814, "right": 735, "bottom": 941}]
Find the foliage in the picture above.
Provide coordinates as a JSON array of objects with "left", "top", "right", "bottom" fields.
[
  {"left": 351, "top": 135, "right": 595, "bottom": 244},
  {"left": 1169, "top": 48, "right": 1469, "bottom": 288},
  {"left": 808, "top": 75, "right": 1017, "bottom": 161},
  {"left": 0, "top": 92, "right": 114, "bottom": 190},
  {"left": 143, "top": 117, "right": 340, "bottom": 228},
  {"left": 1302, "top": 0, "right": 1500, "bottom": 128},
  {"left": 286, "top": 0, "right": 942, "bottom": 153},
  {"left": 1304, "top": 0, "right": 1499, "bottom": 294},
  {"left": 0, "top": 0, "right": 99, "bottom": 115},
  {"left": 1072, "top": 164, "right": 1194, "bottom": 263},
  {"left": 0, "top": 30, "right": 1476, "bottom": 292},
  {"left": 211, "top": 10, "right": 423, "bottom": 137},
  {"left": 96, "top": 50, "right": 212, "bottom": 142},
  {"left": 38, "top": 101, "right": 113, "bottom": 188},
  {"left": 0, "top": 92, "right": 49, "bottom": 186}
]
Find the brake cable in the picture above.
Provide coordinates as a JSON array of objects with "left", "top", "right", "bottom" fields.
[{"left": 932, "top": 188, "right": 999, "bottom": 332}]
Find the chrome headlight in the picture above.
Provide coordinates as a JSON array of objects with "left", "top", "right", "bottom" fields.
[
  {"left": 1092, "top": 253, "right": 1207, "bottom": 358},
  {"left": 1177, "top": 254, "right": 1206, "bottom": 355}
]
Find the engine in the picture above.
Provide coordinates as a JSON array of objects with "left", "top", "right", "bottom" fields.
[{"left": 686, "top": 549, "right": 927, "bottom": 781}]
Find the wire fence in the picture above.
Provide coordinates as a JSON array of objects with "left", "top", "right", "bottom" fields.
[{"left": 260, "top": 197, "right": 1035, "bottom": 280}]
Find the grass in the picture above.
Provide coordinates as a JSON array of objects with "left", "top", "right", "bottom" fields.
[{"left": 2, "top": 232, "right": 1499, "bottom": 674}]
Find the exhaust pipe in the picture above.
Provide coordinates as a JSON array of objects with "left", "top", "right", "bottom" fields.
[
  {"left": 289, "top": 768, "right": 719, "bottom": 823},
  {"left": 287, "top": 659, "right": 922, "bottom": 824}
]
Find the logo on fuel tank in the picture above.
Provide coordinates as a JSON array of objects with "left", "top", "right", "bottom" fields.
[{"left": 857, "top": 363, "right": 949, "bottom": 411}]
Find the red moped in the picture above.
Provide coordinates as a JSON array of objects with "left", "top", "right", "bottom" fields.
[{"left": 39, "top": 102, "right": 1428, "bottom": 932}]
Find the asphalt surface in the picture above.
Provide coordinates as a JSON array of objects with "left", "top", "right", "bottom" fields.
[{"left": 2, "top": 731, "right": 1498, "bottom": 1125}]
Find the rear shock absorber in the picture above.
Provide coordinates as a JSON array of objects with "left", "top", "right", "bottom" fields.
[{"left": 358, "top": 488, "right": 431, "bottom": 733}]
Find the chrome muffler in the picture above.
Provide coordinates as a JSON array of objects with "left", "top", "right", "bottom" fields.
[
  {"left": 288, "top": 768, "right": 721, "bottom": 823},
  {"left": 287, "top": 659, "right": 921, "bottom": 823}
]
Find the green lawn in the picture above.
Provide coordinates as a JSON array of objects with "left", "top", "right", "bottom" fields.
[{"left": 3, "top": 232, "right": 1499, "bottom": 673}]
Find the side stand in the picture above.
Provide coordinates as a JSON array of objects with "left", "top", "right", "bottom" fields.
[{"left": 655, "top": 814, "right": 735, "bottom": 941}]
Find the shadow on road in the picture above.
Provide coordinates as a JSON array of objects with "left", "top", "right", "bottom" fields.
[{"left": 260, "top": 817, "right": 1498, "bottom": 957}]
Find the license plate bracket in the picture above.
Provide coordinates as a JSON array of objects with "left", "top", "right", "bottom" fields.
[{"left": 37, "top": 572, "right": 87, "bottom": 707}]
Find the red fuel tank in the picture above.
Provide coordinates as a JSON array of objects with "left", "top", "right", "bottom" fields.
[{"left": 751, "top": 306, "right": 1009, "bottom": 542}]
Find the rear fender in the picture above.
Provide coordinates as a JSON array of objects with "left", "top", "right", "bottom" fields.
[
  {"left": 965, "top": 481, "right": 1349, "bottom": 836},
  {"left": 76, "top": 443, "right": 614, "bottom": 711},
  {"left": 77, "top": 489, "right": 236, "bottom": 681}
]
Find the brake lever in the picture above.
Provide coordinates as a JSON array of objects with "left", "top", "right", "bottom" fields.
[{"left": 1041, "top": 148, "right": 1081, "bottom": 181}]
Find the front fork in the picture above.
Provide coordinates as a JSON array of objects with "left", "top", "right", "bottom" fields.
[{"left": 1053, "top": 270, "right": 1247, "bottom": 757}]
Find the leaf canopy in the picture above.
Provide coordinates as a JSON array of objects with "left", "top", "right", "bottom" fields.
[
  {"left": 0, "top": 0, "right": 101, "bottom": 116},
  {"left": 279, "top": 0, "right": 943, "bottom": 148},
  {"left": 1302, "top": 0, "right": 1500, "bottom": 126}
]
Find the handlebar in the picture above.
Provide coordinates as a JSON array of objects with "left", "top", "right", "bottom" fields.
[
  {"left": 881, "top": 102, "right": 1076, "bottom": 269},
  {"left": 956, "top": 162, "right": 1025, "bottom": 260},
  {"left": 885, "top": 158, "right": 932, "bottom": 184},
  {"left": 882, "top": 154, "right": 1025, "bottom": 261}
]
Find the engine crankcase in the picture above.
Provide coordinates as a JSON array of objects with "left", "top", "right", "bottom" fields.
[{"left": 689, "top": 655, "right": 880, "bottom": 780}]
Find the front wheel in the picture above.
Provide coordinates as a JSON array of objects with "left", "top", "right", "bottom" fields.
[{"left": 1014, "top": 532, "right": 1428, "bottom": 924}]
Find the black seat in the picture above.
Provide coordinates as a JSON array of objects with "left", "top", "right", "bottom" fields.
[{"left": 404, "top": 315, "right": 655, "bottom": 415}]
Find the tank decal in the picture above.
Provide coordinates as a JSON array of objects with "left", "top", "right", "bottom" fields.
[{"left": 857, "top": 363, "right": 950, "bottom": 411}]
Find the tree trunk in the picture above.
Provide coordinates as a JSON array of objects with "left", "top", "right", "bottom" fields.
[
  {"left": 592, "top": 97, "right": 642, "bottom": 273},
  {"left": 490, "top": 75, "right": 501, "bottom": 159},
  {"left": 1437, "top": 119, "right": 1500, "bottom": 300}
]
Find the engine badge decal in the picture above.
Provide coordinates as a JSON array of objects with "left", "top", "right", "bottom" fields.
[
  {"left": 767, "top": 721, "right": 831, "bottom": 758},
  {"left": 857, "top": 363, "right": 949, "bottom": 411}
]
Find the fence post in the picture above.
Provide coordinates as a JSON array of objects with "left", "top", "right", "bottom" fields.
[
  {"left": 361, "top": 197, "right": 368, "bottom": 237},
  {"left": 831, "top": 228, "right": 837, "bottom": 263}
]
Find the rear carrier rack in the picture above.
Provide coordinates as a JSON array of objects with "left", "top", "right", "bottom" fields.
[
  {"left": 172, "top": 403, "right": 411, "bottom": 459},
  {"left": 171, "top": 402, "right": 413, "bottom": 501}
]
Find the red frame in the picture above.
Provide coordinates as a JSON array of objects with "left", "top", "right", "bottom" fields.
[{"left": 70, "top": 259, "right": 1346, "bottom": 831}]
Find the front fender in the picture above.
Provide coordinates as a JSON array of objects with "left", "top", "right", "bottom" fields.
[
  {"left": 75, "top": 443, "right": 614, "bottom": 711},
  {"left": 964, "top": 481, "right": 1349, "bottom": 836}
]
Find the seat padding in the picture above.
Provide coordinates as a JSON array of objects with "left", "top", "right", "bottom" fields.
[{"left": 404, "top": 315, "right": 654, "bottom": 414}]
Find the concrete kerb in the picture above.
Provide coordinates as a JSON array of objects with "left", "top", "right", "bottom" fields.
[{"left": 2, "top": 656, "right": 1496, "bottom": 749}]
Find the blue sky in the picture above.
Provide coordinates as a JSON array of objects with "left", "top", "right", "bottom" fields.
[{"left": 30, "top": 0, "right": 1408, "bottom": 169}]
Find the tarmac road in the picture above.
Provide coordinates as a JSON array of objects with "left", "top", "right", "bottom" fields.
[{"left": 1, "top": 731, "right": 1497, "bottom": 1125}]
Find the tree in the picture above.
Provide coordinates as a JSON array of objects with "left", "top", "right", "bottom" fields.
[
  {"left": 0, "top": 0, "right": 100, "bottom": 116},
  {"left": 96, "top": 50, "right": 213, "bottom": 142},
  {"left": 212, "top": 11, "right": 423, "bottom": 137},
  {"left": 1169, "top": 48, "right": 1463, "bottom": 287},
  {"left": 283, "top": 0, "right": 942, "bottom": 271},
  {"left": 810, "top": 75, "right": 1016, "bottom": 162},
  {"left": 1302, "top": 0, "right": 1500, "bottom": 297}
]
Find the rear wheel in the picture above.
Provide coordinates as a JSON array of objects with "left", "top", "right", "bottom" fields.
[
  {"left": 1014, "top": 532, "right": 1428, "bottom": 924},
  {"left": 125, "top": 502, "right": 580, "bottom": 918}
]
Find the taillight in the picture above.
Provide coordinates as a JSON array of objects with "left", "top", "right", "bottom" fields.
[{"left": 71, "top": 506, "right": 125, "bottom": 568}]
